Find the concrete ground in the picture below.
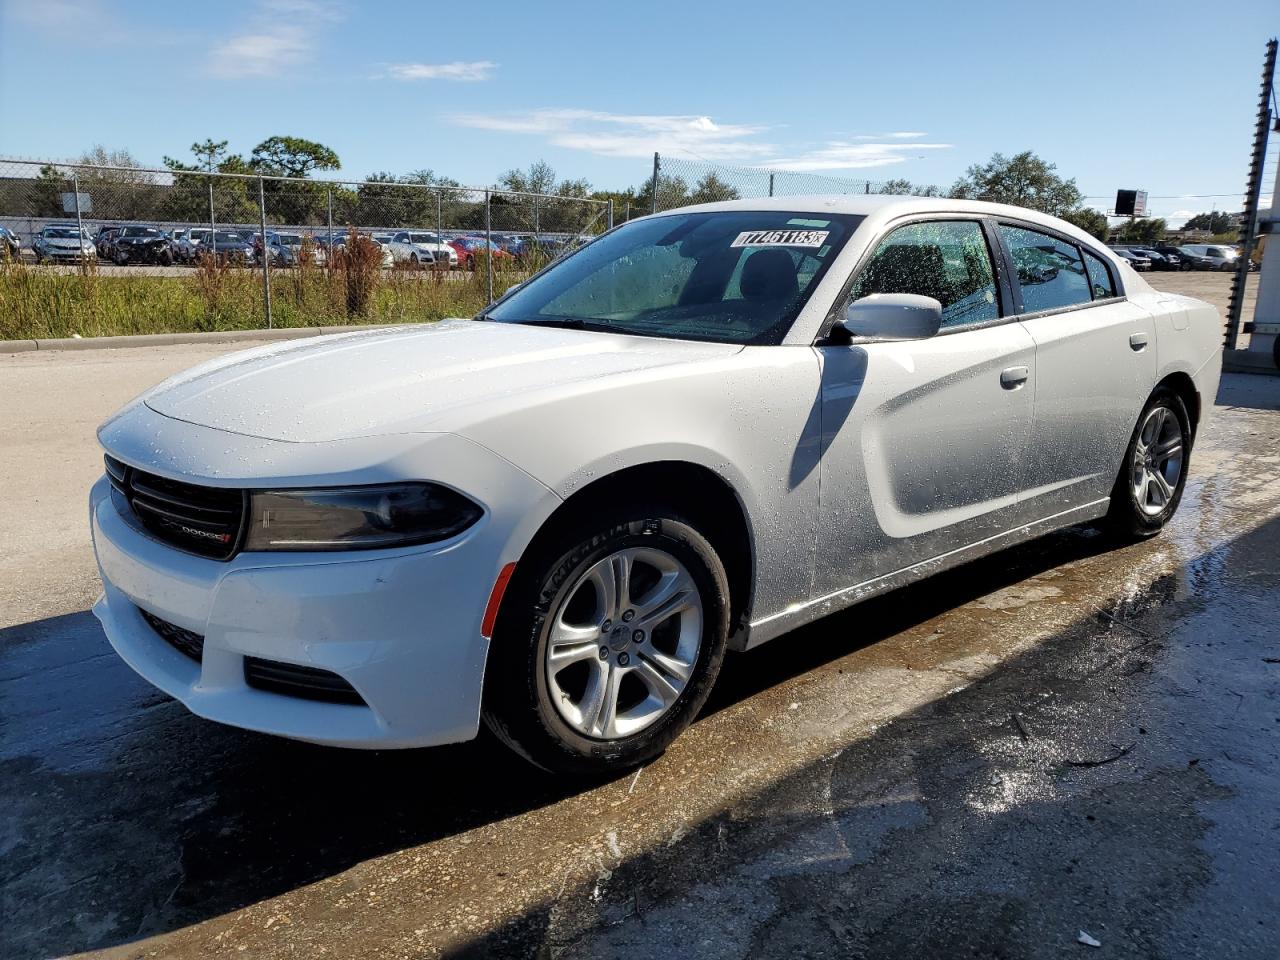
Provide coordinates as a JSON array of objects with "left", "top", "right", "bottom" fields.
[{"left": 1, "top": 342, "right": 1278, "bottom": 959}]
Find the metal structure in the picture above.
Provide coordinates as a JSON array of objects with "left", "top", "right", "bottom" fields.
[{"left": 1226, "top": 37, "right": 1277, "bottom": 351}]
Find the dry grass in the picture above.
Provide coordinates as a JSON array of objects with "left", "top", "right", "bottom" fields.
[{"left": 0, "top": 252, "right": 506, "bottom": 341}]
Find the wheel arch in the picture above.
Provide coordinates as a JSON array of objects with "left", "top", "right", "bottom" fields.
[
  {"left": 1155, "top": 371, "right": 1201, "bottom": 439},
  {"left": 512, "top": 460, "right": 756, "bottom": 645}
]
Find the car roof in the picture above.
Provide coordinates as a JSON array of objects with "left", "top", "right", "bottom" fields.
[{"left": 651, "top": 194, "right": 1111, "bottom": 249}]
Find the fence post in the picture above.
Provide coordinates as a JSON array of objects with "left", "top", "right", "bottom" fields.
[
  {"left": 258, "top": 176, "right": 272, "bottom": 329},
  {"left": 768, "top": 173, "right": 775, "bottom": 198},
  {"left": 71, "top": 171, "right": 86, "bottom": 271},
  {"left": 534, "top": 194, "right": 540, "bottom": 242},
  {"left": 484, "top": 190, "right": 494, "bottom": 303},
  {"left": 208, "top": 180, "right": 216, "bottom": 258},
  {"left": 625, "top": 202, "right": 630, "bottom": 222},
  {"left": 436, "top": 189, "right": 443, "bottom": 249},
  {"left": 650, "top": 152, "right": 660, "bottom": 214},
  {"left": 607, "top": 199, "right": 614, "bottom": 230},
  {"left": 326, "top": 186, "right": 334, "bottom": 269}
]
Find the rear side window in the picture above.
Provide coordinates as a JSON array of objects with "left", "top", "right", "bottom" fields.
[
  {"left": 849, "top": 220, "right": 999, "bottom": 328},
  {"left": 998, "top": 224, "right": 1091, "bottom": 313},
  {"left": 1083, "top": 250, "right": 1116, "bottom": 299}
]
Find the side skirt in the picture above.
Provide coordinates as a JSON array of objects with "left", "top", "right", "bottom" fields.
[{"left": 736, "top": 499, "right": 1110, "bottom": 651}]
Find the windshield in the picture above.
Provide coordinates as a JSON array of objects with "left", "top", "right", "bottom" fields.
[
  {"left": 121, "top": 227, "right": 160, "bottom": 237},
  {"left": 215, "top": 231, "right": 244, "bottom": 243},
  {"left": 410, "top": 233, "right": 439, "bottom": 243},
  {"left": 484, "top": 210, "right": 861, "bottom": 344},
  {"left": 45, "top": 227, "right": 87, "bottom": 239}
]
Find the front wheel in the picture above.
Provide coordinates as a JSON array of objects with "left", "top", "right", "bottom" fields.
[
  {"left": 1103, "top": 387, "right": 1191, "bottom": 539},
  {"left": 483, "top": 506, "right": 731, "bottom": 775}
]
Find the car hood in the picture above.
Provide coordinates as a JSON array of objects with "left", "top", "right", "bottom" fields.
[
  {"left": 141, "top": 319, "right": 742, "bottom": 442},
  {"left": 44, "top": 237, "right": 85, "bottom": 247}
]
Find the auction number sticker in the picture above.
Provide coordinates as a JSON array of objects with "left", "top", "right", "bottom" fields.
[{"left": 731, "top": 229, "right": 829, "bottom": 248}]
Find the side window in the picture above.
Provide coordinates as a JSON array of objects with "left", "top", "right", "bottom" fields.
[
  {"left": 998, "top": 224, "right": 1091, "bottom": 313},
  {"left": 1083, "top": 250, "right": 1116, "bottom": 300},
  {"left": 849, "top": 220, "right": 999, "bottom": 328}
]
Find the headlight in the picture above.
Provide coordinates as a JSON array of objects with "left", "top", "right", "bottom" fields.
[{"left": 243, "top": 482, "right": 482, "bottom": 551}]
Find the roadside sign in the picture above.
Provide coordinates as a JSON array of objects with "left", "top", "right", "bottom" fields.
[
  {"left": 61, "top": 192, "right": 92, "bottom": 214},
  {"left": 1115, "top": 189, "right": 1148, "bottom": 218}
]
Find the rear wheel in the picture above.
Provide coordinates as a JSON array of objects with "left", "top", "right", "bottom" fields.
[
  {"left": 1104, "top": 387, "right": 1191, "bottom": 538},
  {"left": 483, "top": 505, "right": 731, "bottom": 775}
]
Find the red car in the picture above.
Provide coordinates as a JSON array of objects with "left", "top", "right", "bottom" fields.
[{"left": 448, "top": 236, "right": 515, "bottom": 271}]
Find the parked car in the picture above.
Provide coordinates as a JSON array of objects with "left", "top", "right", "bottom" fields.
[
  {"left": 275, "top": 232, "right": 326, "bottom": 267},
  {"left": 91, "top": 195, "right": 1221, "bottom": 774},
  {"left": 32, "top": 224, "right": 96, "bottom": 262},
  {"left": 108, "top": 225, "right": 174, "bottom": 265},
  {"left": 1113, "top": 248, "right": 1151, "bottom": 271},
  {"left": 1181, "top": 244, "right": 1239, "bottom": 271},
  {"left": 174, "top": 227, "right": 210, "bottom": 263},
  {"left": 387, "top": 230, "right": 458, "bottom": 268},
  {"left": 1127, "top": 247, "right": 1181, "bottom": 271},
  {"left": 449, "top": 235, "right": 516, "bottom": 270},
  {"left": 206, "top": 230, "right": 255, "bottom": 264},
  {"left": 328, "top": 232, "right": 394, "bottom": 267},
  {"left": 506, "top": 235, "right": 571, "bottom": 263},
  {"left": 0, "top": 225, "right": 20, "bottom": 260},
  {"left": 94, "top": 226, "right": 120, "bottom": 258}
]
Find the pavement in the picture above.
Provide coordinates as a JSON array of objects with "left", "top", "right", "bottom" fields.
[{"left": 1, "top": 342, "right": 1278, "bottom": 959}]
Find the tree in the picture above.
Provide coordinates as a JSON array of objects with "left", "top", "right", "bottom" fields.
[
  {"left": 1061, "top": 207, "right": 1110, "bottom": 242},
  {"left": 249, "top": 136, "right": 340, "bottom": 178},
  {"left": 1182, "top": 211, "right": 1237, "bottom": 234},
  {"left": 633, "top": 173, "right": 690, "bottom": 212},
  {"left": 162, "top": 140, "right": 255, "bottom": 225},
  {"left": 949, "top": 151, "right": 1083, "bottom": 217},
  {"left": 498, "top": 160, "right": 557, "bottom": 196},
  {"left": 879, "top": 178, "right": 942, "bottom": 198},
  {"left": 688, "top": 172, "right": 740, "bottom": 204},
  {"left": 1114, "top": 218, "right": 1167, "bottom": 244}
]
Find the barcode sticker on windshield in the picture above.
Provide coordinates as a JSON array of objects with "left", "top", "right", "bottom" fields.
[{"left": 731, "top": 229, "right": 829, "bottom": 248}]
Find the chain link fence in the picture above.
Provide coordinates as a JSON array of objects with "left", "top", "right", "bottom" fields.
[
  {"left": 629, "top": 154, "right": 943, "bottom": 218},
  {"left": 0, "top": 159, "right": 611, "bottom": 340}
]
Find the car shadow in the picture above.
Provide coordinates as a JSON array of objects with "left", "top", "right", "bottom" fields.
[{"left": 1, "top": 523, "right": 1125, "bottom": 958}]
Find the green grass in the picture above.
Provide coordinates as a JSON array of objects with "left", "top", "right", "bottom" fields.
[{"left": 0, "top": 259, "right": 524, "bottom": 341}]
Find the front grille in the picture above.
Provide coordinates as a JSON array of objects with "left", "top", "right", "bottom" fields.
[
  {"left": 140, "top": 608, "right": 205, "bottom": 661},
  {"left": 105, "top": 454, "right": 246, "bottom": 560},
  {"left": 244, "top": 657, "right": 366, "bottom": 706}
]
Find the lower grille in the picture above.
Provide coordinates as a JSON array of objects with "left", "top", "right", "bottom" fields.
[
  {"left": 105, "top": 454, "right": 246, "bottom": 560},
  {"left": 140, "top": 608, "right": 205, "bottom": 661},
  {"left": 244, "top": 657, "right": 365, "bottom": 706}
]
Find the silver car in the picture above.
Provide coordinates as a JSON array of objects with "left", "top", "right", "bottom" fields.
[{"left": 32, "top": 224, "right": 96, "bottom": 262}]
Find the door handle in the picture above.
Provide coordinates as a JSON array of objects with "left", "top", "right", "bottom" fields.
[
  {"left": 1129, "top": 332, "right": 1149, "bottom": 351},
  {"left": 1000, "top": 366, "right": 1029, "bottom": 389}
]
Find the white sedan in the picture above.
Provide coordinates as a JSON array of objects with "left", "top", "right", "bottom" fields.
[
  {"left": 386, "top": 230, "right": 459, "bottom": 268},
  {"left": 90, "top": 196, "right": 1221, "bottom": 774}
]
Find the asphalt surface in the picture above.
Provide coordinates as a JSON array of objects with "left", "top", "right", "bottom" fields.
[{"left": 1, "top": 342, "right": 1278, "bottom": 959}]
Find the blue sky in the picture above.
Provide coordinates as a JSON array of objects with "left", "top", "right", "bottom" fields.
[{"left": 1, "top": 0, "right": 1276, "bottom": 224}]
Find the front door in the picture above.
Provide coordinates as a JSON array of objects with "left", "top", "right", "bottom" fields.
[{"left": 813, "top": 218, "right": 1038, "bottom": 599}]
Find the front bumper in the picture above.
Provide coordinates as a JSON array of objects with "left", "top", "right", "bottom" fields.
[{"left": 90, "top": 413, "right": 561, "bottom": 749}]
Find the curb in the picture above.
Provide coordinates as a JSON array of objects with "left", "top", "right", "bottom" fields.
[
  {"left": 0, "top": 324, "right": 402, "bottom": 355},
  {"left": 1223, "top": 349, "right": 1280, "bottom": 377}
]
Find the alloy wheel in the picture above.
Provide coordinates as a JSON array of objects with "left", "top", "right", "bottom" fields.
[
  {"left": 544, "top": 547, "right": 702, "bottom": 740},
  {"left": 1132, "top": 405, "right": 1184, "bottom": 516}
]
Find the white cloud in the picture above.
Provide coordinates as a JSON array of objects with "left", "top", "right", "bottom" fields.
[
  {"left": 449, "top": 108, "right": 948, "bottom": 170},
  {"left": 765, "top": 141, "right": 952, "bottom": 172},
  {"left": 386, "top": 61, "right": 498, "bottom": 82},
  {"left": 206, "top": 0, "right": 342, "bottom": 78},
  {"left": 209, "top": 27, "right": 311, "bottom": 77}
]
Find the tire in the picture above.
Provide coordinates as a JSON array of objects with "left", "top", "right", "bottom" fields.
[
  {"left": 409, "top": 253, "right": 419, "bottom": 268},
  {"left": 1103, "top": 386, "right": 1192, "bottom": 539},
  {"left": 115, "top": 251, "right": 128, "bottom": 266},
  {"left": 482, "top": 505, "right": 731, "bottom": 775}
]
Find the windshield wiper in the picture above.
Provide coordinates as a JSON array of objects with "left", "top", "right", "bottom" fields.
[{"left": 509, "top": 317, "right": 618, "bottom": 333}]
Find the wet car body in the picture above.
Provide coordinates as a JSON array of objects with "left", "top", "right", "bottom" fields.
[{"left": 90, "top": 195, "right": 1222, "bottom": 772}]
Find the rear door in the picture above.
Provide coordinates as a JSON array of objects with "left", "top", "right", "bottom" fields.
[
  {"left": 995, "top": 222, "right": 1157, "bottom": 519},
  {"left": 812, "top": 217, "right": 1039, "bottom": 598}
]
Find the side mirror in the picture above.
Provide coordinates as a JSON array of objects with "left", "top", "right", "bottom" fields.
[{"left": 835, "top": 293, "right": 943, "bottom": 342}]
